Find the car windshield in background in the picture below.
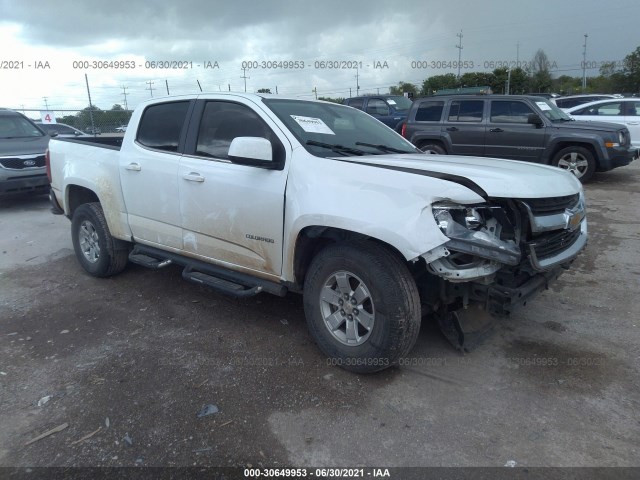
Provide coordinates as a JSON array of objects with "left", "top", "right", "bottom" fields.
[
  {"left": 385, "top": 96, "right": 413, "bottom": 112},
  {"left": 262, "top": 99, "right": 418, "bottom": 158},
  {"left": 536, "top": 99, "right": 573, "bottom": 122},
  {"left": 0, "top": 116, "right": 45, "bottom": 139}
]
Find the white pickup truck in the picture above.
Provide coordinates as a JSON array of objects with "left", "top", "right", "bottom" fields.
[{"left": 47, "top": 93, "right": 587, "bottom": 372}]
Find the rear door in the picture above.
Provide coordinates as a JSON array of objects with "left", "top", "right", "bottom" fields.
[
  {"left": 441, "top": 99, "right": 486, "bottom": 156},
  {"left": 178, "top": 97, "right": 289, "bottom": 277},
  {"left": 484, "top": 99, "right": 546, "bottom": 162},
  {"left": 119, "top": 100, "right": 192, "bottom": 249}
]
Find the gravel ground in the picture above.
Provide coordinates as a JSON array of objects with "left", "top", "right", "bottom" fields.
[{"left": 0, "top": 162, "right": 639, "bottom": 471}]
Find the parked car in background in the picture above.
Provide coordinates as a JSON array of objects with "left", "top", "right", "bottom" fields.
[
  {"left": 0, "top": 108, "right": 50, "bottom": 196},
  {"left": 401, "top": 94, "right": 637, "bottom": 182},
  {"left": 565, "top": 98, "right": 640, "bottom": 147},
  {"left": 85, "top": 126, "right": 102, "bottom": 135},
  {"left": 36, "top": 122, "right": 87, "bottom": 138},
  {"left": 529, "top": 93, "right": 560, "bottom": 100},
  {"left": 343, "top": 95, "right": 413, "bottom": 132},
  {"left": 115, "top": 125, "right": 127, "bottom": 133},
  {"left": 555, "top": 94, "right": 621, "bottom": 111}
]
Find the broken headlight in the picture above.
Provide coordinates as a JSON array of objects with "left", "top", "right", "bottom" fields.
[{"left": 432, "top": 203, "right": 521, "bottom": 265}]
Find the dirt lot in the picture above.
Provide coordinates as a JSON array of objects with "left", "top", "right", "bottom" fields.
[{"left": 1, "top": 162, "right": 639, "bottom": 471}]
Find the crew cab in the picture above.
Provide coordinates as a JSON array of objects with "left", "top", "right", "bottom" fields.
[
  {"left": 402, "top": 95, "right": 637, "bottom": 182},
  {"left": 48, "top": 93, "right": 587, "bottom": 372}
]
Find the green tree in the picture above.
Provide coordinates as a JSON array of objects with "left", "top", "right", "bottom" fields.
[
  {"left": 318, "top": 97, "right": 344, "bottom": 104},
  {"left": 529, "top": 49, "right": 553, "bottom": 92},
  {"left": 622, "top": 46, "right": 640, "bottom": 93},
  {"left": 420, "top": 74, "right": 458, "bottom": 95},
  {"left": 389, "top": 81, "right": 418, "bottom": 96}
]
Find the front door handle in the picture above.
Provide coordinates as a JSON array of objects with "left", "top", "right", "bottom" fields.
[
  {"left": 183, "top": 172, "right": 205, "bottom": 183},
  {"left": 626, "top": 122, "right": 640, "bottom": 125},
  {"left": 490, "top": 128, "right": 504, "bottom": 133},
  {"left": 125, "top": 163, "right": 141, "bottom": 171},
  {"left": 446, "top": 127, "right": 459, "bottom": 132}
]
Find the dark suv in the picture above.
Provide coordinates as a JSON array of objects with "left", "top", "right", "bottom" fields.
[
  {"left": 402, "top": 95, "right": 638, "bottom": 182},
  {"left": 343, "top": 95, "right": 413, "bottom": 132},
  {"left": 0, "top": 109, "right": 50, "bottom": 196}
]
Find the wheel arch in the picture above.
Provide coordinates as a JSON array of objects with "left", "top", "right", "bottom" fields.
[{"left": 292, "top": 226, "right": 409, "bottom": 290}]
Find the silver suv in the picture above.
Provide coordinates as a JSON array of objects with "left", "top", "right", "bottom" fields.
[{"left": 0, "top": 109, "right": 50, "bottom": 196}]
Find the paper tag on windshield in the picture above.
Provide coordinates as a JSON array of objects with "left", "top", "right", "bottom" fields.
[
  {"left": 290, "top": 115, "right": 335, "bottom": 134},
  {"left": 386, "top": 99, "right": 397, "bottom": 105},
  {"left": 536, "top": 102, "right": 551, "bottom": 111}
]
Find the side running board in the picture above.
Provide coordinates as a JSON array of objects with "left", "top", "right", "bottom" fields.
[{"left": 127, "top": 245, "right": 287, "bottom": 298}]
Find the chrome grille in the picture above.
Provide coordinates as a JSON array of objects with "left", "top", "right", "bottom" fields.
[{"left": 0, "top": 155, "right": 46, "bottom": 170}]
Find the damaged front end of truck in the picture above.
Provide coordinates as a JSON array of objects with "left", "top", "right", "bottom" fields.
[{"left": 415, "top": 191, "right": 587, "bottom": 351}]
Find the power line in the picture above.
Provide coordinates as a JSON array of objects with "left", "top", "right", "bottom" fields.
[
  {"left": 146, "top": 81, "right": 155, "bottom": 97},
  {"left": 121, "top": 86, "right": 129, "bottom": 111}
]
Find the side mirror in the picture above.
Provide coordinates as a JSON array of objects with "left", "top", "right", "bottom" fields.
[
  {"left": 49, "top": 131, "right": 59, "bottom": 138},
  {"left": 74, "top": 131, "right": 81, "bottom": 136},
  {"left": 528, "top": 113, "right": 544, "bottom": 127},
  {"left": 228, "top": 137, "right": 274, "bottom": 167}
]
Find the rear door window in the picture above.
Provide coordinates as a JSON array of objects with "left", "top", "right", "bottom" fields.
[
  {"left": 414, "top": 101, "right": 444, "bottom": 122},
  {"left": 137, "top": 101, "right": 190, "bottom": 152},
  {"left": 447, "top": 100, "right": 484, "bottom": 122}
]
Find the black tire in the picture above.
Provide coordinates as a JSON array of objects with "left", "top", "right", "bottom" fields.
[
  {"left": 551, "top": 146, "right": 596, "bottom": 182},
  {"left": 303, "top": 241, "right": 421, "bottom": 373},
  {"left": 71, "top": 203, "right": 130, "bottom": 277},
  {"left": 418, "top": 142, "right": 446, "bottom": 155}
]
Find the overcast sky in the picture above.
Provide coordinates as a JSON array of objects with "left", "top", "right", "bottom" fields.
[{"left": 0, "top": 0, "right": 638, "bottom": 112}]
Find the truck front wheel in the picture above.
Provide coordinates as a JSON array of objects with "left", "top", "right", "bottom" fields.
[
  {"left": 303, "top": 241, "right": 421, "bottom": 373},
  {"left": 71, "top": 203, "right": 129, "bottom": 277}
]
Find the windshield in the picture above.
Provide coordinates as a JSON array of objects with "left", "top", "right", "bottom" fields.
[
  {"left": 385, "top": 96, "right": 413, "bottom": 112},
  {"left": 534, "top": 99, "right": 573, "bottom": 122},
  {"left": 0, "top": 115, "right": 45, "bottom": 139},
  {"left": 262, "top": 99, "right": 418, "bottom": 158}
]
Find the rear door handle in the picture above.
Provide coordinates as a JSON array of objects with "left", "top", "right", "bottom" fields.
[
  {"left": 627, "top": 122, "right": 640, "bottom": 125},
  {"left": 182, "top": 172, "right": 205, "bottom": 183},
  {"left": 125, "top": 163, "right": 141, "bottom": 171},
  {"left": 490, "top": 128, "right": 504, "bottom": 133},
  {"left": 446, "top": 127, "right": 459, "bottom": 132}
]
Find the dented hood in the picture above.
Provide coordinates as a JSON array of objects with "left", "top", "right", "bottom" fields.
[{"left": 338, "top": 153, "right": 582, "bottom": 199}]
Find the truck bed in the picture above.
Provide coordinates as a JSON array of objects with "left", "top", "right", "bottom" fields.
[{"left": 54, "top": 136, "right": 123, "bottom": 150}]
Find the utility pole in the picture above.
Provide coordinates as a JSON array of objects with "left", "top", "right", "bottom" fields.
[
  {"left": 516, "top": 41, "right": 520, "bottom": 67},
  {"left": 146, "top": 81, "right": 155, "bottom": 97},
  {"left": 43, "top": 97, "right": 49, "bottom": 110},
  {"left": 349, "top": 87, "right": 352, "bottom": 97},
  {"left": 313, "top": 87, "right": 317, "bottom": 99},
  {"left": 121, "top": 86, "right": 129, "bottom": 111},
  {"left": 241, "top": 67, "right": 250, "bottom": 92},
  {"left": 85, "top": 74, "right": 96, "bottom": 134},
  {"left": 582, "top": 34, "right": 589, "bottom": 93},
  {"left": 506, "top": 68, "right": 512, "bottom": 95},
  {"left": 355, "top": 67, "right": 360, "bottom": 96},
  {"left": 165, "top": 79, "right": 170, "bottom": 96},
  {"left": 456, "top": 30, "right": 463, "bottom": 79}
]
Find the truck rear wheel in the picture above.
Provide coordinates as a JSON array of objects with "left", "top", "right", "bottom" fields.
[
  {"left": 303, "top": 241, "right": 421, "bottom": 373},
  {"left": 71, "top": 203, "right": 129, "bottom": 277},
  {"left": 551, "top": 146, "right": 595, "bottom": 182}
]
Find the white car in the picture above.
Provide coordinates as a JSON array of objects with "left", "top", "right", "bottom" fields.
[
  {"left": 115, "top": 125, "right": 127, "bottom": 132},
  {"left": 36, "top": 122, "right": 87, "bottom": 138},
  {"left": 555, "top": 94, "right": 622, "bottom": 111},
  {"left": 566, "top": 98, "right": 640, "bottom": 147}
]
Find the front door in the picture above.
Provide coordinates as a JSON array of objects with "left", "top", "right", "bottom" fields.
[
  {"left": 178, "top": 98, "right": 289, "bottom": 277},
  {"left": 484, "top": 99, "right": 547, "bottom": 162}
]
